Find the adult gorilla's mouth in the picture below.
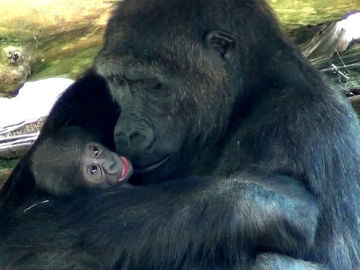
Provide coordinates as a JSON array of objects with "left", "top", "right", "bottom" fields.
[{"left": 134, "top": 156, "right": 170, "bottom": 174}]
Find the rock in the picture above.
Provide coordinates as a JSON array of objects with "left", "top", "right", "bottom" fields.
[
  {"left": 0, "top": 46, "right": 32, "bottom": 95},
  {"left": 0, "top": 0, "right": 114, "bottom": 95}
]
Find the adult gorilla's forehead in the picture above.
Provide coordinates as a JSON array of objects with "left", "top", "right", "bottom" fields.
[
  {"left": 95, "top": 32, "right": 208, "bottom": 81},
  {"left": 94, "top": 49, "right": 181, "bottom": 81}
]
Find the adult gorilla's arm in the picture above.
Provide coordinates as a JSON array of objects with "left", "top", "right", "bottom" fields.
[
  {"left": 41, "top": 71, "right": 119, "bottom": 140},
  {"left": 254, "top": 253, "right": 325, "bottom": 270},
  {"left": 83, "top": 172, "right": 319, "bottom": 263},
  {"left": 0, "top": 73, "right": 319, "bottom": 269},
  {"left": 1, "top": 171, "right": 318, "bottom": 270}
]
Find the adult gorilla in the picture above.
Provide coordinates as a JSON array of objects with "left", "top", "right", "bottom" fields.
[{"left": 1, "top": 0, "right": 360, "bottom": 269}]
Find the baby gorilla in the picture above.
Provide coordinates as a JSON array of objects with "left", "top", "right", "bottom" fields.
[{"left": 30, "top": 127, "right": 133, "bottom": 196}]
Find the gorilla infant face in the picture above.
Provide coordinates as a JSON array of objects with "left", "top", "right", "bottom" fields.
[
  {"left": 31, "top": 127, "right": 133, "bottom": 196},
  {"left": 81, "top": 142, "right": 133, "bottom": 186},
  {"left": 95, "top": 1, "right": 240, "bottom": 182}
]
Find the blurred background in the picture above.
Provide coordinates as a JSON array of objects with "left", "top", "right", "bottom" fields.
[{"left": 1, "top": 0, "right": 360, "bottom": 184}]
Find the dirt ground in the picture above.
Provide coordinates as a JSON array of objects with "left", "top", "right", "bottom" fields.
[{"left": 0, "top": 169, "right": 11, "bottom": 187}]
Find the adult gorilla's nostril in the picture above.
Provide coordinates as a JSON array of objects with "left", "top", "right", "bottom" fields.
[
  {"left": 116, "top": 127, "right": 155, "bottom": 152},
  {"left": 116, "top": 132, "right": 131, "bottom": 147},
  {"left": 116, "top": 131, "right": 131, "bottom": 147},
  {"left": 128, "top": 128, "right": 155, "bottom": 151},
  {"left": 129, "top": 132, "right": 146, "bottom": 147}
]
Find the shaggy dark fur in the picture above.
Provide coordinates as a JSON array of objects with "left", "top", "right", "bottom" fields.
[{"left": 1, "top": 0, "right": 360, "bottom": 269}]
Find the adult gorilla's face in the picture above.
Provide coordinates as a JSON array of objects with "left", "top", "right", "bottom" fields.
[{"left": 95, "top": 0, "right": 251, "bottom": 182}]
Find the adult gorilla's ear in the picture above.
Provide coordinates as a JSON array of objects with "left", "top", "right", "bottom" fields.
[{"left": 205, "top": 30, "right": 236, "bottom": 61}]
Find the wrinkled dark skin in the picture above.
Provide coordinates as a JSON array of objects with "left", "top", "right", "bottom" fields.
[
  {"left": 30, "top": 127, "right": 133, "bottom": 196},
  {"left": 2, "top": 0, "right": 360, "bottom": 269}
]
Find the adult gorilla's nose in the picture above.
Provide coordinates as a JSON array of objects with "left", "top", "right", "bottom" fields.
[{"left": 115, "top": 124, "right": 156, "bottom": 155}]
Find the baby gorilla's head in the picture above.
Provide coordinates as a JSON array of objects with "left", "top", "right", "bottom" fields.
[{"left": 30, "top": 127, "right": 133, "bottom": 196}]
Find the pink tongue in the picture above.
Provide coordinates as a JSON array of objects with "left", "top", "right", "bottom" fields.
[{"left": 119, "top": 156, "right": 129, "bottom": 180}]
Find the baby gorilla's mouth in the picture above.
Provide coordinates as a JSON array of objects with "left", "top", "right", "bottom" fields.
[
  {"left": 118, "top": 156, "right": 133, "bottom": 181},
  {"left": 134, "top": 156, "right": 170, "bottom": 174}
]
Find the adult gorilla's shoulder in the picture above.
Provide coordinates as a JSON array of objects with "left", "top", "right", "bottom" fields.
[{"left": 1, "top": 0, "right": 360, "bottom": 269}]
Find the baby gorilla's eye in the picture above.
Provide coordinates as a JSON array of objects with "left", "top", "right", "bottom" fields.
[
  {"left": 89, "top": 165, "right": 99, "bottom": 175},
  {"left": 88, "top": 143, "right": 103, "bottom": 158},
  {"left": 92, "top": 146, "right": 99, "bottom": 157},
  {"left": 84, "top": 163, "right": 103, "bottom": 184}
]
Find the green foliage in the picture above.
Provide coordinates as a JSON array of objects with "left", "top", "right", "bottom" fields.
[
  {"left": 269, "top": 0, "right": 360, "bottom": 31},
  {"left": 30, "top": 45, "right": 102, "bottom": 80},
  {"left": 0, "top": 159, "right": 18, "bottom": 170},
  {"left": 0, "top": 36, "right": 22, "bottom": 48}
]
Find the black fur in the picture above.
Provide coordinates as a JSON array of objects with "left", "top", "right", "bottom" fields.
[
  {"left": 1, "top": 0, "right": 360, "bottom": 269},
  {"left": 1, "top": 172, "right": 318, "bottom": 270}
]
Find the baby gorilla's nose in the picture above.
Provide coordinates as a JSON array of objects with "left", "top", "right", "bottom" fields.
[{"left": 102, "top": 153, "right": 123, "bottom": 174}]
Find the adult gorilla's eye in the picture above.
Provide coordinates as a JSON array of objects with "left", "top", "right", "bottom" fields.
[
  {"left": 89, "top": 165, "right": 99, "bottom": 175},
  {"left": 147, "top": 79, "right": 162, "bottom": 90},
  {"left": 113, "top": 76, "right": 127, "bottom": 86},
  {"left": 108, "top": 76, "right": 127, "bottom": 87},
  {"left": 118, "top": 78, "right": 127, "bottom": 87}
]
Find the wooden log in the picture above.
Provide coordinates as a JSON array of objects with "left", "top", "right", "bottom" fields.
[
  {"left": 0, "top": 117, "right": 44, "bottom": 159},
  {"left": 0, "top": 133, "right": 39, "bottom": 159}
]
